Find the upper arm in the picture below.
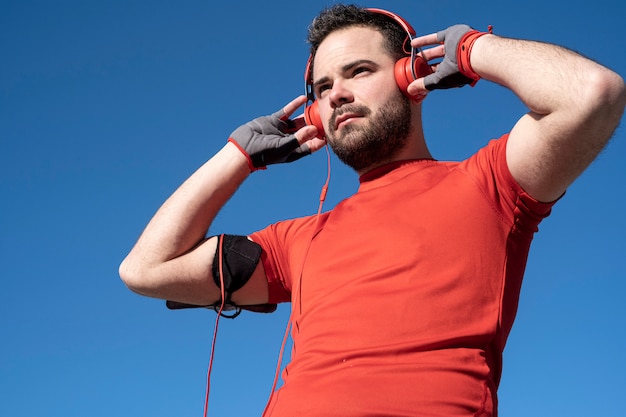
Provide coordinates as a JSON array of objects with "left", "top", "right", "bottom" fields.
[
  {"left": 229, "top": 259, "right": 269, "bottom": 306},
  {"left": 466, "top": 36, "right": 625, "bottom": 202},
  {"left": 506, "top": 69, "right": 625, "bottom": 203},
  {"left": 120, "top": 235, "right": 269, "bottom": 307}
]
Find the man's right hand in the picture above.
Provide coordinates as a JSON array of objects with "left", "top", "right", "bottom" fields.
[{"left": 229, "top": 96, "right": 325, "bottom": 171}]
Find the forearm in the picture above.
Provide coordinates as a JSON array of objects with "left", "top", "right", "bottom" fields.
[
  {"left": 119, "top": 95, "right": 323, "bottom": 304},
  {"left": 119, "top": 142, "right": 250, "bottom": 302}
]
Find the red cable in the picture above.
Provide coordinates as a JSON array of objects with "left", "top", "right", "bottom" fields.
[
  {"left": 203, "top": 235, "right": 227, "bottom": 417},
  {"left": 262, "top": 144, "right": 332, "bottom": 416},
  {"left": 205, "top": 144, "right": 333, "bottom": 417}
]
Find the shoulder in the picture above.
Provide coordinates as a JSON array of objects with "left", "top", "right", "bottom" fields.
[{"left": 250, "top": 213, "right": 327, "bottom": 254}]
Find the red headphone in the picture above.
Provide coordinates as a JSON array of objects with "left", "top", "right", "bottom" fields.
[{"left": 303, "top": 8, "right": 432, "bottom": 138}]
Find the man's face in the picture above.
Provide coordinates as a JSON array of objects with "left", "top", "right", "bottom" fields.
[{"left": 312, "top": 26, "right": 412, "bottom": 172}]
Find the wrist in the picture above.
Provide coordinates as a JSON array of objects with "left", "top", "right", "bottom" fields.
[
  {"left": 227, "top": 138, "right": 266, "bottom": 172},
  {"left": 225, "top": 140, "right": 262, "bottom": 174},
  {"left": 456, "top": 26, "right": 493, "bottom": 86}
]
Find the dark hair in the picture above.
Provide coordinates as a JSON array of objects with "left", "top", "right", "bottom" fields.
[{"left": 307, "top": 4, "right": 410, "bottom": 62}]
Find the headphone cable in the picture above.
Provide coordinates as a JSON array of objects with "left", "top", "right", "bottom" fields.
[{"left": 262, "top": 143, "right": 331, "bottom": 416}]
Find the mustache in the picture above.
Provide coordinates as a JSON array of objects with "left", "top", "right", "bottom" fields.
[{"left": 330, "top": 105, "right": 372, "bottom": 130}]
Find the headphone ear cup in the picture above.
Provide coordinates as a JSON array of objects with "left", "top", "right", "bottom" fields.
[
  {"left": 394, "top": 55, "right": 432, "bottom": 100},
  {"left": 304, "top": 100, "right": 325, "bottom": 139},
  {"left": 412, "top": 53, "right": 433, "bottom": 79}
]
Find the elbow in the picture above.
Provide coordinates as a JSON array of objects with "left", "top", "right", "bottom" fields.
[
  {"left": 586, "top": 67, "right": 626, "bottom": 126},
  {"left": 119, "top": 256, "right": 151, "bottom": 296}
]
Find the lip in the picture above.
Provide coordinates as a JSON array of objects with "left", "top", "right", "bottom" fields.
[{"left": 335, "top": 112, "right": 362, "bottom": 129}]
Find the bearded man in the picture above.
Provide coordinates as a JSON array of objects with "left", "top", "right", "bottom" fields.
[{"left": 120, "top": 4, "right": 625, "bottom": 416}]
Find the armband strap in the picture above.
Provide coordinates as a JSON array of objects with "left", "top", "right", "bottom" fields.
[
  {"left": 165, "top": 300, "right": 277, "bottom": 315},
  {"left": 211, "top": 234, "right": 262, "bottom": 308},
  {"left": 456, "top": 25, "right": 493, "bottom": 87}
]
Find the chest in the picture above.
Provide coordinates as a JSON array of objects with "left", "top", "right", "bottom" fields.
[{"left": 292, "top": 173, "right": 509, "bottom": 336}]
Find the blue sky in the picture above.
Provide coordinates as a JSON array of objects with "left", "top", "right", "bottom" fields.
[{"left": 1, "top": 0, "right": 625, "bottom": 416}]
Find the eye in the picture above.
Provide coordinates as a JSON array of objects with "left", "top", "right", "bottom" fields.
[
  {"left": 352, "top": 66, "right": 371, "bottom": 77},
  {"left": 316, "top": 83, "right": 331, "bottom": 99}
]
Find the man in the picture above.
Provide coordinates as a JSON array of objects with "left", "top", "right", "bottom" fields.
[{"left": 119, "top": 4, "right": 625, "bottom": 416}]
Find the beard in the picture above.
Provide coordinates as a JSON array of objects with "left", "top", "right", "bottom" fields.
[{"left": 326, "top": 91, "right": 412, "bottom": 172}]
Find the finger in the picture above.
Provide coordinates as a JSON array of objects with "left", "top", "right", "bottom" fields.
[
  {"left": 294, "top": 125, "right": 319, "bottom": 145},
  {"left": 280, "top": 95, "right": 308, "bottom": 119},
  {"left": 410, "top": 33, "right": 439, "bottom": 49},
  {"left": 304, "top": 137, "right": 327, "bottom": 154},
  {"left": 406, "top": 78, "right": 428, "bottom": 97},
  {"left": 420, "top": 44, "right": 445, "bottom": 62}
]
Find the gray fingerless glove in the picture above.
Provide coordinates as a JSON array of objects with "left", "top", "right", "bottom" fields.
[
  {"left": 423, "top": 24, "right": 475, "bottom": 91},
  {"left": 229, "top": 109, "right": 310, "bottom": 171}
]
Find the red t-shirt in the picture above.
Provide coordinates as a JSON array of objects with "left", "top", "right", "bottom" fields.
[{"left": 250, "top": 135, "right": 555, "bottom": 417}]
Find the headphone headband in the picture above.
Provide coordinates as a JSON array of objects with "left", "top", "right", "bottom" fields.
[
  {"left": 305, "top": 8, "right": 416, "bottom": 92},
  {"left": 365, "top": 8, "right": 416, "bottom": 37}
]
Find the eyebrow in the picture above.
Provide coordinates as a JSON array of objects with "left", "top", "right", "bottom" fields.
[{"left": 312, "top": 59, "right": 379, "bottom": 91}]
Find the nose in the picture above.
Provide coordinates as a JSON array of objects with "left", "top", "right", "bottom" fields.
[{"left": 329, "top": 80, "right": 354, "bottom": 109}]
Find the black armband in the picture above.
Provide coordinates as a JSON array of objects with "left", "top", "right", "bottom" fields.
[
  {"left": 212, "top": 234, "right": 262, "bottom": 307},
  {"left": 165, "top": 235, "right": 272, "bottom": 319}
]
